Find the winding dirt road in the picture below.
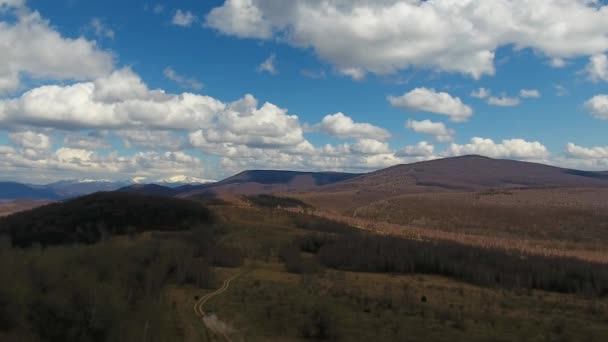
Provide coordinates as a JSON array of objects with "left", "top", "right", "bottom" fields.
[{"left": 193, "top": 273, "right": 241, "bottom": 342}]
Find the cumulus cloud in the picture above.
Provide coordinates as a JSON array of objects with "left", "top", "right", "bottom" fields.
[
  {"left": 519, "top": 89, "right": 541, "bottom": 98},
  {"left": 205, "top": 0, "right": 608, "bottom": 79},
  {"left": 0, "top": 6, "right": 114, "bottom": 93},
  {"left": 164, "top": 67, "right": 204, "bottom": 90},
  {"left": 63, "top": 131, "right": 111, "bottom": 150},
  {"left": 561, "top": 143, "right": 608, "bottom": 170},
  {"left": 0, "top": 68, "right": 223, "bottom": 130},
  {"left": 587, "top": 54, "right": 608, "bottom": 82},
  {"left": 445, "top": 137, "right": 549, "bottom": 160},
  {"left": 397, "top": 141, "right": 435, "bottom": 158},
  {"left": 172, "top": 9, "right": 196, "bottom": 27},
  {"left": 189, "top": 94, "right": 308, "bottom": 152},
  {"left": 9, "top": 130, "right": 51, "bottom": 150},
  {"left": 205, "top": 0, "right": 272, "bottom": 39},
  {"left": 585, "top": 95, "right": 608, "bottom": 120},
  {"left": 0, "top": 145, "right": 207, "bottom": 183},
  {"left": 406, "top": 119, "right": 455, "bottom": 143},
  {"left": 565, "top": 143, "right": 608, "bottom": 160},
  {"left": 389, "top": 88, "right": 473, "bottom": 122},
  {"left": 117, "top": 130, "right": 185, "bottom": 151},
  {"left": 316, "top": 112, "right": 391, "bottom": 141},
  {"left": 257, "top": 54, "right": 277, "bottom": 75},
  {"left": 487, "top": 95, "right": 521, "bottom": 107}
]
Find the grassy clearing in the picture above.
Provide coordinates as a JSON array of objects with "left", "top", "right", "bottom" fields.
[{"left": 182, "top": 206, "right": 608, "bottom": 341}]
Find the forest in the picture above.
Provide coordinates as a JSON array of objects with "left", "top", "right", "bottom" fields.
[
  {"left": 0, "top": 192, "right": 214, "bottom": 247},
  {"left": 282, "top": 230, "right": 608, "bottom": 297}
]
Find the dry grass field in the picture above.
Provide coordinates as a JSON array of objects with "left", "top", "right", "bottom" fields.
[
  {"left": 290, "top": 187, "right": 608, "bottom": 263},
  {"left": 0, "top": 200, "right": 51, "bottom": 217}
]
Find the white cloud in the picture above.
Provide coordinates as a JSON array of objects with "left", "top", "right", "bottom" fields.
[
  {"left": 163, "top": 67, "right": 203, "bottom": 90},
  {"left": 519, "top": 89, "right": 541, "bottom": 98},
  {"left": 0, "top": 145, "right": 208, "bottom": 183},
  {"left": 205, "top": 0, "right": 608, "bottom": 79},
  {"left": 0, "top": 0, "right": 24, "bottom": 10},
  {"left": 561, "top": 143, "right": 608, "bottom": 170},
  {"left": 487, "top": 95, "right": 521, "bottom": 107},
  {"left": 585, "top": 95, "right": 608, "bottom": 120},
  {"left": 189, "top": 94, "right": 307, "bottom": 152},
  {"left": 172, "top": 9, "right": 196, "bottom": 27},
  {"left": 445, "top": 137, "right": 549, "bottom": 160},
  {"left": 257, "top": 54, "right": 277, "bottom": 75},
  {"left": 338, "top": 67, "right": 366, "bottom": 81},
  {"left": 549, "top": 58, "right": 567, "bottom": 68},
  {"left": 388, "top": 88, "right": 473, "bottom": 122},
  {"left": 316, "top": 112, "right": 391, "bottom": 141},
  {"left": 471, "top": 88, "right": 491, "bottom": 99},
  {"left": 406, "top": 119, "right": 455, "bottom": 143},
  {"left": 0, "top": 7, "right": 114, "bottom": 93},
  {"left": 397, "top": 141, "right": 435, "bottom": 158},
  {"left": 0, "top": 68, "right": 223, "bottom": 130},
  {"left": 63, "top": 132, "right": 111, "bottom": 150},
  {"left": 88, "top": 18, "right": 114, "bottom": 39},
  {"left": 586, "top": 54, "right": 608, "bottom": 82},
  {"left": 351, "top": 139, "right": 392, "bottom": 155},
  {"left": 205, "top": 0, "right": 272, "bottom": 39},
  {"left": 565, "top": 143, "right": 608, "bottom": 160},
  {"left": 117, "top": 130, "right": 185, "bottom": 150},
  {"left": 9, "top": 130, "right": 51, "bottom": 150}
]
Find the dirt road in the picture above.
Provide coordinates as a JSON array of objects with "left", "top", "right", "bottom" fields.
[{"left": 193, "top": 273, "right": 241, "bottom": 342}]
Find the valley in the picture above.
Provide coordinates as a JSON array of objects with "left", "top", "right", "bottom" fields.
[{"left": 1, "top": 156, "right": 608, "bottom": 341}]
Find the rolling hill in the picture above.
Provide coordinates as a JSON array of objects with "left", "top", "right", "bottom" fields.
[
  {"left": 177, "top": 170, "right": 360, "bottom": 198},
  {"left": 0, "top": 191, "right": 213, "bottom": 247},
  {"left": 320, "top": 155, "right": 608, "bottom": 195},
  {"left": 118, "top": 183, "right": 179, "bottom": 196}
]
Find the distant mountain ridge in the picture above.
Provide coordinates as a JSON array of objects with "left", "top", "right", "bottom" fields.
[
  {"left": 320, "top": 155, "right": 608, "bottom": 195},
  {"left": 0, "top": 182, "right": 62, "bottom": 200},
  {"left": 177, "top": 170, "right": 360, "bottom": 198},
  {"left": 2, "top": 156, "right": 607, "bottom": 200},
  {"left": 118, "top": 184, "right": 179, "bottom": 197}
]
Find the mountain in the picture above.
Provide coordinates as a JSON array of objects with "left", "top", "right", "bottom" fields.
[
  {"left": 0, "top": 182, "right": 62, "bottom": 200},
  {"left": 177, "top": 170, "right": 360, "bottom": 198},
  {"left": 47, "top": 180, "right": 129, "bottom": 197},
  {"left": 320, "top": 155, "right": 608, "bottom": 195},
  {"left": 118, "top": 184, "right": 179, "bottom": 197},
  {"left": 157, "top": 175, "right": 216, "bottom": 188}
]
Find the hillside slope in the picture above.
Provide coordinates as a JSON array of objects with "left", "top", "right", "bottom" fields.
[
  {"left": 118, "top": 183, "right": 179, "bottom": 196},
  {"left": 0, "top": 192, "right": 213, "bottom": 247},
  {"left": 178, "top": 170, "right": 359, "bottom": 198},
  {"left": 322, "top": 155, "right": 608, "bottom": 195}
]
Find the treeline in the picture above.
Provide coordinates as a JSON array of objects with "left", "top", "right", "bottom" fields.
[
  {"left": 309, "top": 234, "right": 608, "bottom": 297},
  {"left": 277, "top": 219, "right": 608, "bottom": 297},
  {"left": 0, "top": 192, "right": 214, "bottom": 247},
  {"left": 0, "top": 225, "right": 241, "bottom": 342},
  {"left": 246, "top": 194, "right": 311, "bottom": 209}
]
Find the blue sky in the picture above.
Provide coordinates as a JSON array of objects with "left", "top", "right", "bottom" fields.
[{"left": 0, "top": 0, "right": 607, "bottom": 183}]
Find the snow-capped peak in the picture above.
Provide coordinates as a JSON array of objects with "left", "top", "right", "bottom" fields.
[{"left": 158, "top": 175, "right": 216, "bottom": 184}]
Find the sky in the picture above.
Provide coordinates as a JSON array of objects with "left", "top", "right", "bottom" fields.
[{"left": 0, "top": 0, "right": 607, "bottom": 184}]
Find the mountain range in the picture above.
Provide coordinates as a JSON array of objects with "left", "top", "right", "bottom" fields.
[
  {"left": 0, "top": 175, "right": 216, "bottom": 200},
  {"left": 2, "top": 156, "right": 608, "bottom": 201}
]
